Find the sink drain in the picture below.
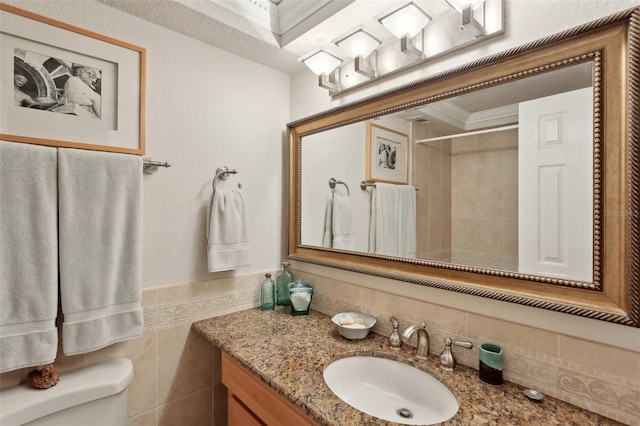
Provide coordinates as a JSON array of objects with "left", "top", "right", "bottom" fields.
[{"left": 396, "top": 408, "right": 414, "bottom": 419}]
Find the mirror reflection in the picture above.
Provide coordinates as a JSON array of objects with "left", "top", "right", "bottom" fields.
[{"left": 301, "top": 61, "right": 594, "bottom": 283}]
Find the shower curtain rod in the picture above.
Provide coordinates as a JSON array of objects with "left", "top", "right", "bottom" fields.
[{"left": 416, "top": 124, "right": 519, "bottom": 144}]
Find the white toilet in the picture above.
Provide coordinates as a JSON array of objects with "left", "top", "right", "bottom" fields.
[{"left": 0, "top": 358, "right": 133, "bottom": 426}]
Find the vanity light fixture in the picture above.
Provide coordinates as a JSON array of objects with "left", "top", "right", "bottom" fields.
[
  {"left": 299, "top": 49, "right": 343, "bottom": 92},
  {"left": 445, "top": 0, "right": 486, "bottom": 38},
  {"left": 334, "top": 28, "right": 381, "bottom": 79},
  {"left": 378, "top": 2, "right": 431, "bottom": 58},
  {"left": 299, "top": 0, "right": 503, "bottom": 96}
]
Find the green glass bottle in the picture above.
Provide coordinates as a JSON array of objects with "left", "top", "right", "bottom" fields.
[
  {"left": 260, "top": 273, "right": 274, "bottom": 311},
  {"left": 275, "top": 262, "right": 294, "bottom": 306}
]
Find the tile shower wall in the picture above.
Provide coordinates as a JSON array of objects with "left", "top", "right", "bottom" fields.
[
  {"left": 0, "top": 274, "right": 263, "bottom": 426},
  {"left": 413, "top": 124, "right": 452, "bottom": 261},
  {"left": 451, "top": 129, "right": 519, "bottom": 271},
  {"left": 299, "top": 268, "right": 640, "bottom": 426}
]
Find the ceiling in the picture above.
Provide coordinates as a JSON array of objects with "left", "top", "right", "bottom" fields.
[
  {"left": 96, "top": 0, "right": 592, "bottom": 125},
  {"left": 96, "top": 0, "right": 464, "bottom": 74}
]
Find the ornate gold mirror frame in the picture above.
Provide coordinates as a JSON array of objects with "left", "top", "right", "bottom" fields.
[{"left": 287, "top": 8, "right": 640, "bottom": 327}]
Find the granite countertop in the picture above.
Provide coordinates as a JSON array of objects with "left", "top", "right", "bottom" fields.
[{"left": 193, "top": 309, "right": 620, "bottom": 425}]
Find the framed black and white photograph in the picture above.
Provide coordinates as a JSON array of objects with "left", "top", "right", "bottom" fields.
[
  {"left": 366, "top": 121, "right": 408, "bottom": 184},
  {"left": 0, "top": 4, "right": 146, "bottom": 154}
]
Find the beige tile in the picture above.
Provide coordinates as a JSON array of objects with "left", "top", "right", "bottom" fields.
[
  {"left": 325, "top": 279, "right": 356, "bottom": 302},
  {"left": 213, "top": 383, "right": 228, "bottom": 426},
  {"left": 83, "top": 331, "right": 158, "bottom": 418},
  {"left": 212, "top": 273, "right": 262, "bottom": 297},
  {"left": 353, "top": 286, "right": 396, "bottom": 314},
  {"left": 474, "top": 219, "right": 503, "bottom": 255},
  {"left": 127, "top": 410, "right": 157, "bottom": 426},
  {"left": 467, "top": 314, "right": 559, "bottom": 356},
  {"left": 158, "top": 280, "right": 213, "bottom": 304},
  {"left": 428, "top": 184, "right": 443, "bottom": 219},
  {"left": 157, "top": 324, "right": 213, "bottom": 405},
  {"left": 0, "top": 366, "right": 30, "bottom": 389},
  {"left": 158, "top": 387, "right": 212, "bottom": 426},
  {"left": 476, "top": 152, "right": 503, "bottom": 187},
  {"left": 475, "top": 184, "right": 503, "bottom": 220},
  {"left": 142, "top": 288, "right": 158, "bottom": 307},
  {"left": 557, "top": 367, "right": 640, "bottom": 421},
  {"left": 558, "top": 336, "right": 640, "bottom": 382},
  {"left": 400, "top": 297, "right": 467, "bottom": 334},
  {"left": 451, "top": 152, "right": 476, "bottom": 187},
  {"left": 452, "top": 219, "right": 475, "bottom": 251},
  {"left": 503, "top": 183, "right": 518, "bottom": 221},
  {"left": 503, "top": 220, "right": 518, "bottom": 257},
  {"left": 451, "top": 186, "right": 476, "bottom": 219}
]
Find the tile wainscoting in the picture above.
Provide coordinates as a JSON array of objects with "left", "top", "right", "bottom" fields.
[
  {"left": 2, "top": 269, "right": 637, "bottom": 425},
  {"left": 0, "top": 273, "right": 264, "bottom": 426}
]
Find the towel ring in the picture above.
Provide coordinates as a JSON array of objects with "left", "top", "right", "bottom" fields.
[
  {"left": 329, "top": 177, "right": 350, "bottom": 196},
  {"left": 212, "top": 166, "right": 238, "bottom": 192}
]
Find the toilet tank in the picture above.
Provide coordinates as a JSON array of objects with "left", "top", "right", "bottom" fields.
[{"left": 0, "top": 358, "right": 133, "bottom": 426}]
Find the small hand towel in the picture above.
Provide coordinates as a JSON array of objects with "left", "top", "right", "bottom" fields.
[
  {"left": 58, "top": 148, "right": 143, "bottom": 355},
  {"left": 208, "top": 189, "right": 250, "bottom": 272},
  {"left": 0, "top": 142, "right": 58, "bottom": 373},
  {"left": 331, "top": 191, "right": 353, "bottom": 250}
]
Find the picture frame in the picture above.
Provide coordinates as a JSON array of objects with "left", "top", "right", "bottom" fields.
[
  {"left": 0, "top": 4, "right": 146, "bottom": 155},
  {"left": 365, "top": 121, "right": 409, "bottom": 184}
]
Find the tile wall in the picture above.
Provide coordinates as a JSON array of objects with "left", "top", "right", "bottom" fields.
[
  {"left": 0, "top": 273, "right": 263, "bottom": 426},
  {"left": 2, "top": 270, "right": 638, "bottom": 426}
]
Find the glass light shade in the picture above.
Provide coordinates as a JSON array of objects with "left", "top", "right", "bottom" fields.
[
  {"left": 378, "top": 2, "right": 431, "bottom": 39},
  {"left": 335, "top": 29, "right": 381, "bottom": 59},
  {"left": 301, "top": 50, "right": 343, "bottom": 76},
  {"left": 445, "top": 0, "right": 485, "bottom": 13}
]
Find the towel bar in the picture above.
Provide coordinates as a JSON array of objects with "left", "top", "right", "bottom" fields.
[
  {"left": 360, "top": 180, "right": 419, "bottom": 191},
  {"left": 143, "top": 159, "right": 171, "bottom": 175}
]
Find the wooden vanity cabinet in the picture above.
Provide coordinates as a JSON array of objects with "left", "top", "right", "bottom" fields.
[{"left": 221, "top": 351, "right": 317, "bottom": 426}]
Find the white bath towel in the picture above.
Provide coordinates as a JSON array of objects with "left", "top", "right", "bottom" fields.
[
  {"left": 58, "top": 148, "right": 143, "bottom": 355},
  {"left": 208, "top": 189, "right": 250, "bottom": 272},
  {"left": 0, "top": 142, "right": 59, "bottom": 373},
  {"left": 331, "top": 191, "right": 353, "bottom": 250},
  {"left": 369, "top": 183, "right": 417, "bottom": 257},
  {"left": 322, "top": 191, "right": 333, "bottom": 248}
]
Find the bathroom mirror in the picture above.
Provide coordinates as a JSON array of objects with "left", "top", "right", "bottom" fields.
[{"left": 287, "top": 9, "right": 640, "bottom": 327}]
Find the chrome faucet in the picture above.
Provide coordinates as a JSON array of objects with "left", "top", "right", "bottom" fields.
[{"left": 401, "top": 322, "right": 429, "bottom": 359}]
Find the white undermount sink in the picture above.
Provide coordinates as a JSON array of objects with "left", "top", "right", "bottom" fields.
[{"left": 323, "top": 356, "right": 459, "bottom": 425}]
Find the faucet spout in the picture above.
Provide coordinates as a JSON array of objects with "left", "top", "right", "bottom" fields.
[{"left": 401, "top": 323, "right": 429, "bottom": 359}]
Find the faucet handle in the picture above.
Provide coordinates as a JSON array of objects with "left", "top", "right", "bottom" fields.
[
  {"left": 388, "top": 316, "right": 402, "bottom": 349},
  {"left": 439, "top": 336, "right": 473, "bottom": 371}
]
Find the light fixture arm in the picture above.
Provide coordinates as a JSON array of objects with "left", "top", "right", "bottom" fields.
[
  {"left": 318, "top": 71, "right": 339, "bottom": 94},
  {"left": 400, "top": 31, "right": 423, "bottom": 59},
  {"left": 354, "top": 52, "right": 377, "bottom": 79},
  {"left": 461, "top": 4, "right": 486, "bottom": 38}
]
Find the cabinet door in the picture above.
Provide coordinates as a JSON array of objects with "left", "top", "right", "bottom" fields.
[
  {"left": 228, "top": 393, "right": 265, "bottom": 426},
  {"left": 221, "top": 352, "right": 316, "bottom": 426}
]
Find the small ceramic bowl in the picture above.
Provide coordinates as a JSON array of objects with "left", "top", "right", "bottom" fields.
[{"left": 331, "top": 312, "right": 376, "bottom": 340}]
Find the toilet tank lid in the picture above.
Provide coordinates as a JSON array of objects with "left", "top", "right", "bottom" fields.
[{"left": 0, "top": 358, "right": 134, "bottom": 426}]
